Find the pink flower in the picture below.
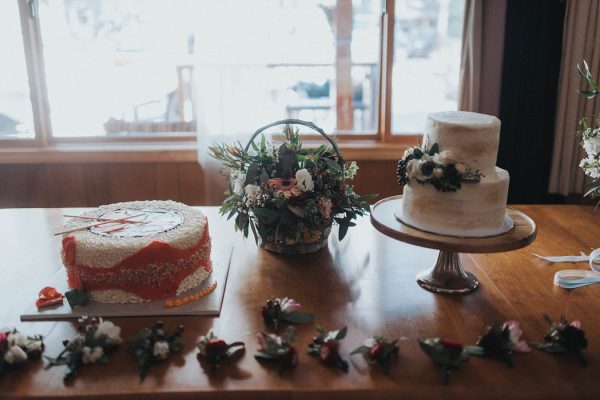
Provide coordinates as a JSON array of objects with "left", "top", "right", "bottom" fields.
[
  {"left": 268, "top": 178, "right": 301, "bottom": 198},
  {"left": 455, "top": 163, "right": 466, "bottom": 174},
  {"left": 279, "top": 297, "right": 301, "bottom": 314},
  {"left": 504, "top": 321, "right": 530, "bottom": 352},
  {"left": 570, "top": 320, "right": 581, "bottom": 329}
]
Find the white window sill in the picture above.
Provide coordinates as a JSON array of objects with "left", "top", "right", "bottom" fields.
[{"left": 0, "top": 141, "right": 409, "bottom": 164}]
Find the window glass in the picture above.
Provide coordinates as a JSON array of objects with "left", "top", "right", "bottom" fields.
[
  {"left": 0, "top": 0, "right": 35, "bottom": 139},
  {"left": 392, "top": 0, "right": 465, "bottom": 134},
  {"left": 38, "top": 0, "right": 381, "bottom": 137}
]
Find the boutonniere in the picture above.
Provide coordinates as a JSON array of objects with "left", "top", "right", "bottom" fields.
[
  {"left": 254, "top": 326, "right": 298, "bottom": 373},
  {"left": 261, "top": 298, "right": 315, "bottom": 330},
  {"left": 197, "top": 331, "right": 245, "bottom": 373},
  {"left": 351, "top": 335, "right": 399, "bottom": 374},
  {"left": 530, "top": 315, "right": 588, "bottom": 366},
  {"left": 127, "top": 321, "right": 184, "bottom": 380},
  {"left": 307, "top": 325, "right": 349, "bottom": 372},
  {"left": 0, "top": 328, "right": 44, "bottom": 374},
  {"left": 45, "top": 317, "right": 122, "bottom": 382},
  {"left": 465, "top": 321, "right": 530, "bottom": 367},
  {"left": 419, "top": 338, "right": 468, "bottom": 384}
]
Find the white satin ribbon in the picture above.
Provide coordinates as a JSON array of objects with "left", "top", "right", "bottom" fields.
[{"left": 534, "top": 248, "right": 600, "bottom": 289}]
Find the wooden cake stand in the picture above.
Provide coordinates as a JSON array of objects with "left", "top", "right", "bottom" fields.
[{"left": 370, "top": 195, "right": 537, "bottom": 294}]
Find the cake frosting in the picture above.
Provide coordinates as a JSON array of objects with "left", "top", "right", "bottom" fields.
[
  {"left": 397, "top": 111, "right": 512, "bottom": 237},
  {"left": 61, "top": 200, "right": 211, "bottom": 303}
]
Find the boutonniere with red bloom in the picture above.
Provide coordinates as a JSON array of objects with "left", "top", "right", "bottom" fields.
[
  {"left": 127, "top": 321, "right": 184, "bottom": 380},
  {"left": 530, "top": 315, "right": 588, "bottom": 366},
  {"left": 351, "top": 335, "right": 399, "bottom": 374},
  {"left": 466, "top": 321, "right": 530, "bottom": 368},
  {"left": 45, "top": 316, "right": 122, "bottom": 382},
  {"left": 0, "top": 328, "right": 44, "bottom": 374},
  {"left": 254, "top": 326, "right": 298, "bottom": 373},
  {"left": 307, "top": 325, "right": 349, "bottom": 372},
  {"left": 197, "top": 331, "right": 245, "bottom": 373},
  {"left": 261, "top": 297, "right": 315, "bottom": 330},
  {"left": 419, "top": 338, "right": 468, "bottom": 385}
]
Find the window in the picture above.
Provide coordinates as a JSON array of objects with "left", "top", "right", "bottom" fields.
[
  {"left": 0, "top": 0, "right": 35, "bottom": 139},
  {"left": 0, "top": 0, "right": 465, "bottom": 153}
]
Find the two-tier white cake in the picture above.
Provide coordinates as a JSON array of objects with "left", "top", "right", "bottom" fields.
[{"left": 397, "top": 111, "right": 513, "bottom": 237}]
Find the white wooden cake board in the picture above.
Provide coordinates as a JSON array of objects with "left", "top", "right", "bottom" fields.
[{"left": 20, "top": 243, "right": 233, "bottom": 321}]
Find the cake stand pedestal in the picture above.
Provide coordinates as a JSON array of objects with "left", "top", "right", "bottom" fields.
[{"left": 370, "top": 195, "right": 537, "bottom": 294}]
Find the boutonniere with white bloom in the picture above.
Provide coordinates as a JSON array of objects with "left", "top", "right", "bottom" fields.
[
  {"left": 45, "top": 316, "right": 122, "bottom": 382},
  {"left": 0, "top": 328, "right": 44, "bottom": 374},
  {"left": 196, "top": 331, "right": 245, "bottom": 373},
  {"left": 307, "top": 325, "right": 349, "bottom": 372},
  {"left": 261, "top": 298, "right": 316, "bottom": 331},
  {"left": 464, "top": 321, "right": 530, "bottom": 368},
  {"left": 351, "top": 335, "right": 399, "bottom": 374},
  {"left": 127, "top": 321, "right": 184, "bottom": 380}
]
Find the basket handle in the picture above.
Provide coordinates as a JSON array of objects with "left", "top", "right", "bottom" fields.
[{"left": 244, "top": 119, "right": 345, "bottom": 165}]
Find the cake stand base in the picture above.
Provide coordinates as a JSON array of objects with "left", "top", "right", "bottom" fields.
[{"left": 416, "top": 250, "right": 479, "bottom": 294}]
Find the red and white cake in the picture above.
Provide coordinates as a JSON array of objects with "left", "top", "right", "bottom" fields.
[{"left": 61, "top": 200, "right": 211, "bottom": 303}]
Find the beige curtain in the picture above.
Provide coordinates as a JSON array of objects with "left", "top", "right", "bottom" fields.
[
  {"left": 549, "top": 0, "right": 600, "bottom": 196},
  {"left": 458, "top": 0, "right": 483, "bottom": 112}
]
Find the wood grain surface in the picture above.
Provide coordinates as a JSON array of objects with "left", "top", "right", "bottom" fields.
[{"left": 0, "top": 205, "right": 599, "bottom": 399}]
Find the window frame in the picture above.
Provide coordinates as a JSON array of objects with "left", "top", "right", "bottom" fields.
[{"left": 0, "top": 0, "right": 455, "bottom": 162}]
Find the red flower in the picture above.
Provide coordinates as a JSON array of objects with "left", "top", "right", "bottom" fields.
[
  {"left": 368, "top": 343, "right": 385, "bottom": 361},
  {"left": 204, "top": 339, "right": 228, "bottom": 358},
  {"left": 440, "top": 338, "right": 463, "bottom": 351},
  {"left": 0, "top": 332, "right": 7, "bottom": 352},
  {"left": 319, "top": 340, "right": 339, "bottom": 365},
  {"left": 281, "top": 346, "right": 298, "bottom": 369}
]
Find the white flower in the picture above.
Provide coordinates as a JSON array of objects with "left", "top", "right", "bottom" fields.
[
  {"left": 406, "top": 159, "right": 420, "bottom": 179},
  {"left": 26, "top": 339, "right": 44, "bottom": 354},
  {"left": 363, "top": 337, "right": 376, "bottom": 348},
  {"left": 7, "top": 332, "right": 27, "bottom": 348},
  {"left": 231, "top": 171, "right": 246, "bottom": 196},
  {"left": 344, "top": 161, "right": 359, "bottom": 180},
  {"left": 583, "top": 136, "right": 600, "bottom": 157},
  {"left": 3, "top": 345, "right": 28, "bottom": 364},
  {"left": 94, "top": 320, "right": 123, "bottom": 346},
  {"left": 278, "top": 297, "right": 301, "bottom": 314},
  {"left": 153, "top": 340, "right": 170, "bottom": 360},
  {"left": 433, "top": 168, "right": 444, "bottom": 178},
  {"left": 244, "top": 184, "right": 261, "bottom": 200},
  {"left": 81, "top": 346, "right": 104, "bottom": 364},
  {"left": 295, "top": 169, "right": 314, "bottom": 192}
]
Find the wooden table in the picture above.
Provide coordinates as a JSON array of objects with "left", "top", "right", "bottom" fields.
[{"left": 0, "top": 205, "right": 598, "bottom": 399}]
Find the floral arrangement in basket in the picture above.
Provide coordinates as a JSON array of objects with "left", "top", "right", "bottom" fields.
[
  {"left": 210, "top": 119, "right": 376, "bottom": 253},
  {"left": 577, "top": 61, "right": 600, "bottom": 199}
]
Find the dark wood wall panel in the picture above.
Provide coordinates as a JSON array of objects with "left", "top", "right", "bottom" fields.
[{"left": 0, "top": 160, "right": 400, "bottom": 208}]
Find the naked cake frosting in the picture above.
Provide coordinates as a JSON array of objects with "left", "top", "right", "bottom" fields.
[
  {"left": 61, "top": 200, "right": 212, "bottom": 303},
  {"left": 396, "top": 111, "right": 513, "bottom": 237}
]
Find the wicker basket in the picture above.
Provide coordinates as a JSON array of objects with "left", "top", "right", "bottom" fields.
[{"left": 244, "top": 119, "right": 344, "bottom": 255}]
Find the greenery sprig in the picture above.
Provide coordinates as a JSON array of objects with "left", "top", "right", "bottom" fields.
[
  {"left": 530, "top": 315, "right": 588, "bottom": 366},
  {"left": 127, "top": 321, "right": 184, "bottom": 380}
]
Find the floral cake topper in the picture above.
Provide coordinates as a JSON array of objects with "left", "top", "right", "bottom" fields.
[{"left": 397, "top": 143, "right": 483, "bottom": 192}]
